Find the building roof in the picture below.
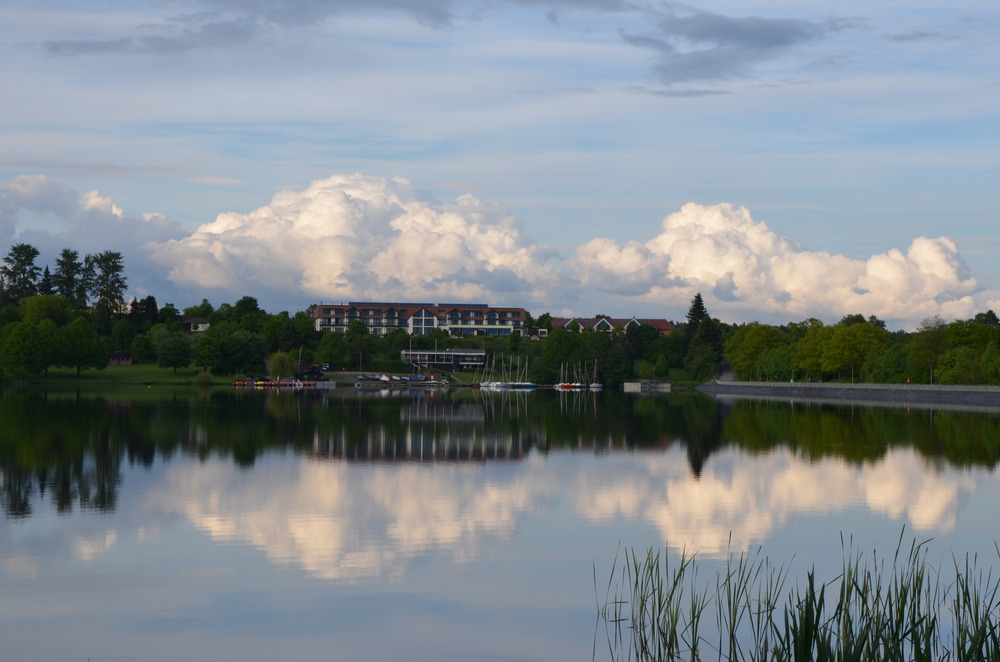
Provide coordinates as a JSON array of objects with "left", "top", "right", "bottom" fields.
[{"left": 549, "top": 317, "right": 675, "bottom": 333}]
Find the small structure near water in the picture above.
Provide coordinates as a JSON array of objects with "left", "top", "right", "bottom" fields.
[{"left": 623, "top": 380, "right": 671, "bottom": 394}]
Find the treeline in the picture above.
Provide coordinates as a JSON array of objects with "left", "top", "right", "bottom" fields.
[
  {"left": 0, "top": 240, "right": 729, "bottom": 385},
  {"left": 723, "top": 311, "right": 1000, "bottom": 384},
  {"left": 0, "top": 242, "right": 325, "bottom": 379}
]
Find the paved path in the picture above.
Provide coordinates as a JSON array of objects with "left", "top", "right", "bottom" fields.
[{"left": 696, "top": 378, "right": 1000, "bottom": 409}]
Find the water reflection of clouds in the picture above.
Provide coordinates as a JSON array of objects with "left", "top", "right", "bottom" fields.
[
  {"left": 0, "top": 446, "right": 982, "bottom": 580},
  {"left": 574, "top": 448, "right": 977, "bottom": 556},
  {"left": 152, "top": 446, "right": 981, "bottom": 576},
  {"left": 154, "top": 458, "right": 556, "bottom": 581}
]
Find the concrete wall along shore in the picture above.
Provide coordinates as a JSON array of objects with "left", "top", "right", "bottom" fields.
[{"left": 696, "top": 379, "right": 1000, "bottom": 413}]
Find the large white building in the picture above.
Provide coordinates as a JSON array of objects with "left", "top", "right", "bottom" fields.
[{"left": 313, "top": 301, "right": 527, "bottom": 337}]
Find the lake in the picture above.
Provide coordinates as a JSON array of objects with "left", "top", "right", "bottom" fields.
[{"left": 2, "top": 386, "right": 999, "bottom": 661}]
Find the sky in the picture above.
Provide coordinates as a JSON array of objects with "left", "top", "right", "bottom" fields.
[{"left": 1, "top": 0, "right": 998, "bottom": 330}]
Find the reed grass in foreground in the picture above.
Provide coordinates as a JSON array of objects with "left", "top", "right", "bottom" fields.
[{"left": 595, "top": 534, "right": 1000, "bottom": 661}]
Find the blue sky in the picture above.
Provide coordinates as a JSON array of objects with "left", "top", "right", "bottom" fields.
[{"left": 1, "top": 0, "right": 998, "bottom": 329}]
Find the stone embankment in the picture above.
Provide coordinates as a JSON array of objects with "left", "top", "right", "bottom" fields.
[{"left": 696, "top": 379, "right": 1000, "bottom": 412}]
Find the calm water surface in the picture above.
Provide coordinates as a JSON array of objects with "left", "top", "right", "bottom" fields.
[{"left": 2, "top": 386, "right": 999, "bottom": 661}]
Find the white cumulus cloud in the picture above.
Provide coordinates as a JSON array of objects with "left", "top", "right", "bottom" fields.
[
  {"left": 2, "top": 172, "right": 991, "bottom": 329},
  {"left": 147, "top": 173, "right": 562, "bottom": 307},
  {"left": 571, "top": 201, "right": 982, "bottom": 329}
]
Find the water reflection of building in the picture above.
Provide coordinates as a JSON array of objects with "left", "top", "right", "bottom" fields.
[
  {"left": 403, "top": 399, "right": 485, "bottom": 424},
  {"left": 310, "top": 400, "right": 527, "bottom": 462}
]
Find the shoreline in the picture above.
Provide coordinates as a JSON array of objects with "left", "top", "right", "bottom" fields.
[{"left": 695, "top": 379, "right": 1000, "bottom": 410}]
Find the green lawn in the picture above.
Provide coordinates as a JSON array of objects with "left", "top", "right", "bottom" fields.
[{"left": 19, "top": 363, "right": 215, "bottom": 386}]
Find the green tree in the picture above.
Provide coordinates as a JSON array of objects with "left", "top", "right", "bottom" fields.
[
  {"left": 684, "top": 343, "right": 720, "bottom": 381},
  {"left": 935, "top": 346, "right": 981, "bottom": 384},
  {"left": 724, "top": 322, "right": 787, "bottom": 379},
  {"left": 55, "top": 317, "right": 109, "bottom": 376},
  {"left": 156, "top": 332, "right": 191, "bottom": 375},
  {"left": 973, "top": 310, "right": 1000, "bottom": 327},
  {"left": 193, "top": 324, "right": 233, "bottom": 373},
  {"left": 685, "top": 318, "right": 722, "bottom": 375},
  {"left": 129, "top": 333, "right": 156, "bottom": 363},
  {"left": 837, "top": 313, "right": 867, "bottom": 327},
  {"left": 36, "top": 319, "right": 58, "bottom": 375},
  {"left": 821, "top": 322, "right": 887, "bottom": 380},
  {"left": 0, "top": 320, "right": 48, "bottom": 378},
  {"left": 863, "top": 340, "right": 909, "bottom": 383},
  {"left": 908, "top": 315, "right": 950, "bottom": 383},
  {"left": 0, "top": 243, "right": 42, "bottom": 303},
  {"left": 233, "top": 296, "right": 267, "bottom": 332},
  {"left": 111, "top": 318, "right": 136, "bottom": 351},
  {"left": 686, "top": 292, "right": 709, "bottom": 330},
  {"left": 158, "top": 302, "right": 182, "bottom": 325},
  {"left": 184, "top": 298, "right": 214, "bottom": 319},
  {"left": 278, "top": 318, "right": 300, "bottom": 352},
  {"left": 601, "top": 342, "right": 630, "bottom": 388},
  {"left": 128, "top": 295, "right": 159, "bottom": 333},
  {"left": 157, "top": 333, "right": 192, "bottom": 373},
  {"left": 268, "top": 352, "right": 297, "bottom": 380},
  {"left": 232, "top": 329, "right": 267, "bottom": 375},
  {"left": 948, "top": 318, "right": 997, "bottom": 351},
  {"left": 980, "top": 342, "right": 1000, "bottom": 384},
  {"left": 540, "top": 327, "right": 581, "bottom": 375},
  {"left": 85, "top": 250, "right": 127, "bottom": 334},
  {"left": 192, "top": 322, "right": 265, "bottom": 375},
  {"left": 344, "top": 320, "right": 372, "bottom": 369},
  {"left": 317, "top": 331, "right": 347, "bottom": 369},
  {"left": 52, "top": 248, "right": 89, "bottom": 308},
  {"left": 38, "top": 266, "right": 54, "bottom": 295},
  {"left": 19, "top": 294, "right": 72, "bottom": 326},
  {"left": 756, "top": 345, "right": 792, "bottom": 381},
  {"left": 792, "top": 324, "right": 833, "bottom": 379},
  {"left": 784, "top": 318, "right": 824, "bottom": 342}
]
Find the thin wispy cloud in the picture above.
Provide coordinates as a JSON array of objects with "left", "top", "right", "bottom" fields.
[{"left": 623, "top": 4, "right": 858, "bottom": 84}]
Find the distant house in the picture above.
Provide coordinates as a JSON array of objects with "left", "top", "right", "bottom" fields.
[
  {"left": 296, "top": 363, "right": 327, "bottom": 381},
  {"left": 181, "top": 317, "right": 210, "bottom": 333},
  {"left": 108, "top": 350, "right": 132, "bottom": 366},
  {"left": 401, "top": 348, "right": 486, "bottom": 371},
  {"left": 539, "top": 317, "right": 675, "bottom": 338}
]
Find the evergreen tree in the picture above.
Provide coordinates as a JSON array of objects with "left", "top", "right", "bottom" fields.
[
  {"left": 0, "top": 243, "right": 42, "bottom": 303},
  {"left": 685, "top": 293, "right": 709, "bottom": 330},
  {"left": 85, "top": 250, "right": 127, "bottom": 317},
  {"left": 683, "top": 293, "right": 722, "bottom": 379},
  {"left": 52, "top": 248, "right": 89, "bottom": 308},
  {"left": 38, "top": 266, "right": 54, "bottom": 295}
]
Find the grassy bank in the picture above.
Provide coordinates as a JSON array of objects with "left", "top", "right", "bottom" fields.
[
  {"left": 10, "top": 363, "right": 212, "bottom": 386},
  {"left": 597, "top": 534, "right": 1000, "bottom": 661}
]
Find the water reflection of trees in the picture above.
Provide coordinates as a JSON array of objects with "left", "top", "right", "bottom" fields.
[
  {"left": 721, "top": 398, "right": 1000, "bottom": 468},
  {"left": 2, "top": 387, "right": 1000, "bottom": 518}
]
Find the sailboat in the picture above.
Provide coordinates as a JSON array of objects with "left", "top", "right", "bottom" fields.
[
  {"left": 589, "top": 359, "right": 603, "bottom": 391},
  {"left": 555, "top": 362, "right": 586, "bottom": 390}
]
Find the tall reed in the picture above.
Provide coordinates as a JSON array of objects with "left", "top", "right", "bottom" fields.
[{"left": 596, "top": 533, "right": 1000, "bottom": 661}]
